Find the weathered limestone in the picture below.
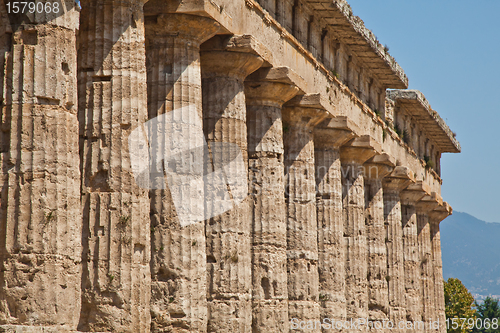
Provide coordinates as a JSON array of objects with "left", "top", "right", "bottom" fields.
[
  {"left": 400, "top": 182, "right": 429, "bottom": 323},
  {"left": 282, "top": 94, "right": 328, "bottom": 332},
  {"left": 0, "top": 0, "right": 461, "bottom": 331},
  {"left": 144, "top": 12, "right": 219, "bottom": 332},
  {"left": 429, "top": 203, "right": 452, "bottom": 333},
  {"left": 0, "top": 3, "right": 81, "bottom": 329},
  {"left": 363, "top": 154, "right": 395, "bottom": 328},
  {"left": 78, "top": 0, "right": 151, "bottom": 331},
  {"left": 245, "top": 67, "right": 304, "bottom": 332},
  {"left": 416, "top": 193, "right": 441, "bottom": 332},
  {"left": 0, "top": 0, "right": 10, "bottom": 111},
  {"left": 340, "top": 136, "right": 380, "bottom": 321},
  {"left": 314, "top": 117, "right": 358, "bottom": 327},
  {"left": 200, "top": 35, "right": 265, "bottom": 332},
  {"left": 382, "top": 167, "right": 415, "bottom": 331}
]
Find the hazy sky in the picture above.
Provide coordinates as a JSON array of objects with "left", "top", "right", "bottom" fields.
[{"left": 346, "top": 0, "right": 500, "bottom": 223}]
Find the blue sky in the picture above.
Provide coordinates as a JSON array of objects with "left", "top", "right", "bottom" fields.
[{"left": 346, "top": 0, "right": 500, "bottom": 223}]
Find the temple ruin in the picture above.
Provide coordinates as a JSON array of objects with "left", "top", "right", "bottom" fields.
[{"left": 0, "top": 0, "right": 461, "bottom": 332}]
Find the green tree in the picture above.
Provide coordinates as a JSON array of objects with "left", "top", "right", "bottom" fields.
[
  {"left": 472, "top": 297, "right": 500, "bottom": 333},
  {"left": 445, "top": 278, "right": 477, "bottom": 333}
]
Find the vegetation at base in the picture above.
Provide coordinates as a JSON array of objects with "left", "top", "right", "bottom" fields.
[
  {"left": 445, "top": 278, "right": 477, "bottom": 333},
  {"left": 472, "top": 297, "right": 500, "bottom": 333}
]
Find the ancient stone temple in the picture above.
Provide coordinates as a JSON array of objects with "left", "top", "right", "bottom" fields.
[{"left": 0, "top": 0, "right": 460, "bottom": 332}]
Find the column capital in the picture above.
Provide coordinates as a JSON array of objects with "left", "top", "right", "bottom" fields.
[
  {"left": 201, "top": 51, "right": 263, "bottom": 79},
  {"left": 363, "top": 153, "right": 396, "bottom": 180},
  {"left": 313, "top": 116, "right": 360, "bottom": 150},
  {"left": 383, "top": 166, "right": 415, "bottom": 193},
  {"left": 429, "top": 202, "right": 453, "bottom": 224},
  {"left": 284, "top": 93, "right": 334, "bottom": 114},
  {"left": 340, "top": 135, "right": 381, "bottom": 165},
  {"left": 245, "top": 67, "right": 305, "bottom": 107},
  {"left": 282, "top": 94, "right": 330, "bottom": 129},
  {"left": 201, "top": 35, "right": 272, "bottom": 79},
  {"left": 144, "top": 0, "right": 216, "bottom": 15},
  {"left": 416, "top": 192, "right": 442, "bottom": 214},
  {"left": 144, "top": 13, "right": 220, "bottom": 44},
  {"left": 401, "top": 181, "right": 431, "bottom": 205},
  {"left": 202, "top": 34, "right": 273, "bottom": 66}
]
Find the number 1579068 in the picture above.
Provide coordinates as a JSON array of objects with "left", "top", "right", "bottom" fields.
[
  {"left": 6, "top": 1, "right": 60, "bottom": 14},
  {"left": 446, "top": 317, "right": 499, "bottom": 330}
]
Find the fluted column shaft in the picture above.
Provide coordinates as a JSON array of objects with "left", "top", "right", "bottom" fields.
[
  {"left": 315, "top": 147, "right": 346, "bottom": 327},
  {"left": 401, "top": 199, "right": 422, "bottom": 323},
  {"left": 0, "top": 4, "right": 81, "bottom": 329},
  {"left": 363, "top": 160, "right": 393, "bottom": 329},
  {"left": 382, "top": 182, "right": 408, "bottom": 332},
  {"left": 430, "top": 220, "right": 446, "bottom": 333},
  {"left": 283, "top": 103, "right": 325, "bottom": 332},
  {"left": 340, "top": 137, "right": 378, "bottom": 322},
  {"left": 145, "top": 13, "right": 219, "bottom": 332},
  {"left": 0, "top": 4, "right": 10, "bottom": 113},
  {"left": 245, "top": 67, "right": 301, "bottom": 333},
  {"left": 78, "top": 0, "right": 151, "bottom": 331},
  {"left": 201, "top": 44, "right": 263, "bottom": 332},
  {"left": 314, "top": 121, "right": 356, "bottom": 329},
  {"left": 342, "top": 161, "right": 368, "bottom": 322},
  {"left": 417, "top": 212, "right": 435, "bottom": 332}
]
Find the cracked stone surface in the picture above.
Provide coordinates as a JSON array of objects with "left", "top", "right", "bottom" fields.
[
  {"left": 78, "top": 0, "right": 151, "bottom": 331},
  {"left": 0, "top": 0, "right": 457, "bottom": 331},
  {"left": 0, "top": 2, "right": 81, "bottom": 329}
]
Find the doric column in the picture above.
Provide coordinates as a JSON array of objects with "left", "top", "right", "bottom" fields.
[
  {"left": 0, "top": 3, "right": 81, "bottom": 329},
  {"left": 314, "top": 117, "right": 358, "bottom": 327},
  {"left": 144, "top": 12, "right": 219, "bottom": 332},
  {"left": 200, "top": 35, "right": 267, "bottom": 332},
  {"left": 0, "top": 2, "right": 10, "bottom": 108},
  {"left": 363, "top": 154, "right": 395, "bottom": 327},
  {"left": 416, "top": 193, "right": 441, "bottom": 332},
  {"left": 245, "top": 67, "right": 304, "bottom": 332},
  {"left": 401, "top": 182, "right": 431, "bottom": 324},
  {"left": 282, "top": 94, "right": 329, "bottom": 331},
  {"left": 340, "top": 135, "right": 381, "bottom": 321},
  {"left": 78, "top": 0, "right": 151, "bottom": 331},
  {"left": 429, "top": 202, "right": 452, "bottom": 333},
  {"left": 382, "top": 167, "right": 415, "bottom": 331}
]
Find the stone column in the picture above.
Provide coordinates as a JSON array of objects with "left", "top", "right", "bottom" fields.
[
  {"left": 245, "top": 67, "right": 305, "bottom": 333},
  {"left": 0, "top": 1, "right": 10, "bottom": 108},
  {"left": 382, "top": 167, "right": 415, "bottom": 331},
  {"left": 78, "top": 0, "right": 151, "bottom": 330},
  {"left": 429, "top": 202, "right": 452, "bottom": 333},
  {"left": 314, "top": 117, "right": 358, "bottom": 328},
  {"left": 340, "top": 136, "right": 381, "bottom": 321},
  {"left": 282, "top": 94, "right": 329, "bottom": 332},
  {"left": 0, "top": 3, "right": 81, "bottom": 330},
  {"left": 400, "top": 182, "right": 430, "bottom": 324},
  {"left": 416, "top": 193, "right": 441, "bottom": 332},
  {"left": 200, "top": 35, "right": 266, "bottom": 333},
  {"left": 363, "top": 154, "right": 395, "bottom": 328},
  {"left": 144, "top": 13, "right": 219, "bottom": 332}
]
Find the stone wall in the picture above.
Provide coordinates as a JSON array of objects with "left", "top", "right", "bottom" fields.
[{"left": 0, "top": 0, "right": 459, "bottom": 332}]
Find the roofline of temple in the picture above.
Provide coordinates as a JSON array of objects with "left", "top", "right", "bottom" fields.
[
  {"left": 387, "top": 89, "right": 461, "bottom": 154},
  {"left": 306, "top": 0, "right": 408, "bottom": 89}
]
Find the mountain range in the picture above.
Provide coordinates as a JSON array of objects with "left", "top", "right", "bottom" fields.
[{"left": 441, "top": 211, "right": 500, "bottom": 301}]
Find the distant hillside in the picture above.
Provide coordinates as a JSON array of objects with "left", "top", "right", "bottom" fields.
[{"left": 441, "top": 211, "right": 500, "bottom": 300}]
